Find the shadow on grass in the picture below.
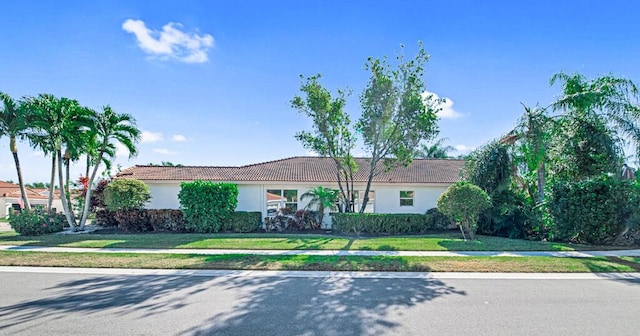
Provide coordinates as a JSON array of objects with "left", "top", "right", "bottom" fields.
[{"left": 0, "top": 272, "right": 465, "bottom": 335}]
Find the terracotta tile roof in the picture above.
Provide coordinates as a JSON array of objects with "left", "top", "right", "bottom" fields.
[
  {"left": 0, "top": 181, "right": 61, "bottom": 199},
  {"left": 117, "top": 157, "right": 464, "bottom": 184}
]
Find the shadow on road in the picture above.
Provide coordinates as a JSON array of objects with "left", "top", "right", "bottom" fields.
[
  {"left": 183, "top": 275, "right": 465, "bottom": 335},
  {"left": 0, "top": 274, "right": 214, "bottom": 331},
  {"left": 0, "top": 272, "right": 465, "bottom": 335}
]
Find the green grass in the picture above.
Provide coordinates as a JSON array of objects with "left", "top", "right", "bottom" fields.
[
  {"left": 0, "top": 251, "right": 638, "bottom": 272},
  {"left": 0, "top": 230, "right": 623, "bottom": 251}
]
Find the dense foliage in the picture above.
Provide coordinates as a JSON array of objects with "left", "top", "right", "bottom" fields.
[
  {"left": 264, "top": 210, "right": 318, "bottom": 232},
  {"left": 437, "top": 181, "right": 492, "bottom": 239},
  {"left": 332, "top": 213, "right": 449, "bottom": 235},
  {"left": 103, "top": 178, "right": 151, "bottom": 211},
  {"left": 548, "top": 177, "right": 639, "bottom": 244},
  {"left": 178, "top": 181, "right": 239, "bottom": 233},
  {"left": 9, "top": 210, "right": 66, "bottom": 236},
  {"left": 221, "top": 211, "right": 262, "bottom": 233}
]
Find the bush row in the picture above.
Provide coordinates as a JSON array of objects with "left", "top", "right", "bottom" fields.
[
  {"left": 332, "top": 210, "right": 450, "bottom": 235},
  {"left": 95, "top": 209, "right": 261, "bottom": 233},
  {"left": 9, "top": 210, "right": 66, "bottom": 236}
]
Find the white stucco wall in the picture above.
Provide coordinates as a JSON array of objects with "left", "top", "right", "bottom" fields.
[{"left": 143, "top": 181, "right": 450, "bottom": 225}]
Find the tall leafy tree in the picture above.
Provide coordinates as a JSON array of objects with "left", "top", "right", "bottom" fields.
[
  {"left": 356, "top": 43, "right": 439, "bottom": 212},
  {"left": 292, "top": 74, "right": 358, "bottom": 212},
  {"left": 78, "top": 106, "right": 140, "bottom": 229},
  {"left": 301, "top": 186, "right": 339, "bottom": 226},
  {"left": 0, "top": 92, "right": 32, "bottom": 210}
]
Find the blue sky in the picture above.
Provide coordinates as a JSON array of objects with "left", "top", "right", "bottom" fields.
[{"left": 1, "top": 0, "right": 640, "bottom": 183}]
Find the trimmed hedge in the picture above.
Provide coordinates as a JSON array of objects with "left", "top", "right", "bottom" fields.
[
  {"left": 103, "top": 179, "right": 151, "bottom": 211},
  {"left": 9, "top": 210, "right": 66, "bottom": 236},
  {"left": 96, "top": 209, "right": 260, "bottom": 233},
  {"left": 221, "top": 211, "right": 262, "bottom": 233},
  {"left": 332, "top": 213, "right": 449, "bottom": 235},
  {"left": 178, "top": 181, "right": 239, "bottom": 233}
]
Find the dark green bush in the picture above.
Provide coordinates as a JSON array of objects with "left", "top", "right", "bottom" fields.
[
  {"left": 549, "top": 176, "right": 639, "bottom": 244},
  {"left": 113, "top": 209, "right": 152, "bottom": 232},
  {"left": 9, "top": 210, "right": 65, "bottom": 236},
  {"left": 178, "top": 181, "right": 239, "bottom": 233},
  {"left": 425, "top": 208, "right": 452, "bottom": 231},
  {"left": 221, "top": 211, "right": 262, "bottom": 233},
  {"left": 476, "top": 190, "right": 530, "bottom": 239},
  {"left": 332, "top": 213, "right": 448, "bottom": 235},
  {"left": 103, "top": 179, "right": 151, "bottom": 211}
]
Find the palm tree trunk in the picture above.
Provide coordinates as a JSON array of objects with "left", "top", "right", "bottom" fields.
[
  {"left": 47, "top": 155, "right": 56, "bottom": 215},
  {"left": 57, "top": 149, "right": 75, "bottom": 229},
  {"left": 10, "top": 136, "right": 31, "bottom": 210},
  {"left": 79, "top": 149, "right": 105, "bottom": 230},
  {"left": 64, "top": 150, "right": 77, "bottom": 224}
]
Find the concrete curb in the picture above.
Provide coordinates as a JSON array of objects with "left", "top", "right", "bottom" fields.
[{"left": 2, "top": 245, "right": 640, "bottom": 257}]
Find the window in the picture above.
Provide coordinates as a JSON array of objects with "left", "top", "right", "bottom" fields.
[
  {"left": 400, "top": 191, "right": 414, "bottom": 207},
  {"left": 266, "top": 189, "right": 298, "bottom": 216},
  {"left": 355, "top": 190, "right": 375, "bottom": 213}
]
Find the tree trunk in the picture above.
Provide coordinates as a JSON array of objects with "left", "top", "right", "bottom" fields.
[
  {"left": 537, "top": 161, "right": 545, "bottom": 204},
  {"left": 63, "top": 149, "right": 76, "bottom": 224},
  {"left": 10, "top": 136, "right": 31, "bottom": 210},
  {"left": 79, "top": 150, "right": 105, "bottom": 230},
  {"left": 57, "top": 149, "right": 75, "bottom": 229},
  {"left": 47, "top": 155, "right": 56, "bottom": 215},
  {"left": 359, "top": 165, "right": 376, "bottom": 213}
]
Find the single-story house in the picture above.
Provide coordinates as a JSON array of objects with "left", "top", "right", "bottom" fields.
[
  {"left": 117, "top": 157, "right": 464, "bottom": 225},
  {"left": 0, "top": 181, "right": 64, "bottom": 218}
]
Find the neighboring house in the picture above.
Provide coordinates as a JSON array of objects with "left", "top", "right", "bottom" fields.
[
  {"left": 117, "top": 157, "right": 464, "bottom": 225},
  {"left": 0, "top": 181, "right": 64, "bottom": 218}
]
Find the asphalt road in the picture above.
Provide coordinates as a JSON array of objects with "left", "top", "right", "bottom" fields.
[{"left": 0, "top": 270, "right": 639, "bottom": 335}]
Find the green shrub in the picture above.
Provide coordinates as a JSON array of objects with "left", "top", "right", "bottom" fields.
[
  {"left": 178, "top": 181, "right": 239, "bottom": 233},
  {"left": 549, "top": 176, "right": 638, "bottom": 244},
  {"left": 332, "top": 213, "right": 447, "bottom": 235},
  {"left": 425, "top": 208, "right": 452, "bottom": 231},
  {"left": 264, "top": 210, "right": 318, "bottom": 232},
  {"left": 221, "top": 211, "right": 262, "bottom": 232},
  {"left": 9, "top": 210, "right": 65, "bottom": 236},
  {"left": 475, "top": 190, "right": 530, "bottom": 239},
  {"left": 437, "top": 181, "right": 492, "bottom": 239},
  {"left": 103, "top": 179, "right": 151, "bottom": 211}
]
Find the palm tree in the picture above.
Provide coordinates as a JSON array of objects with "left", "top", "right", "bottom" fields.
[
  {"left": 300, "top": 186, "right": 339, "bottom": 228},
  {"left": 0, "top": 92, "right": 32, "bottom": 210},
  {"left": 550, "top": 72, "right": 640, "bottom": 158},
  {"left": 28, "top": 133, "right": 57, "bottom": 214},
  {"left": 414, "top": 138, "right": 455, "bottom": 159},
  {"left": 26, "top": 94, "right": 94, "bottom": 227},
  {"left": 78, "top": 106, "right": 140, "bottom": 230}
]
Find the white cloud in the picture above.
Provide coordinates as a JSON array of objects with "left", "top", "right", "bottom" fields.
[
  {"left": 422, "top": 91, "right": 463, "bottom": 119},
  {"left": 122, "top": 19, "right": 214, "bottom": 64},
  {"left": 171, "top": 134, "right": 187, "bottom": 142},
  {"left": 153, "top": 148, "right": 178, "bottom": 155},
  {"left": 115, "top": 142, "right": 131, "bottom": 158},
  {"left": 32, "top": 151, "right": 45, "bottom": 157},
  {"left": 141, "top": 131, "right": 163, "bottom": 143},
  {"left": 453, "top": 144, "right": 475, "bottom": 153}
]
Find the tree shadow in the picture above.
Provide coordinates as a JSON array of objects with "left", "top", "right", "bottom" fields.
[
  {"left": 581, "top": 256, "right": 640, "bottom": 286},
  {"left": 0, "top": 272, "right": 465, "bottom": 335},
  {"left": 182, "top": 274, "right": 466, "bottom": 335},
  {"left": 0, "top": 274, "right": 214, "bottom": 331}
]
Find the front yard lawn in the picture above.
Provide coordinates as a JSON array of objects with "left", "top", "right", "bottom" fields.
[
  {"left": 0, "top": 251, "right": 638, "bottom": 272},
  {"left": 0, "top": 231, "right": 624, "bottom": 251}
]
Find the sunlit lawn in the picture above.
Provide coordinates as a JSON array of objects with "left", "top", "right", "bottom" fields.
[
  {"left": 0, "top": 230, "right": 619, "bottom": 251},
  {"left": 0, "top": 251, "right": 638, "bottom": 272}
]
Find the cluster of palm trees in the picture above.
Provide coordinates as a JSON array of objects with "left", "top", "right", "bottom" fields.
[{"left": 0, "top": 91, "right": 141, "bottom": 231}]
